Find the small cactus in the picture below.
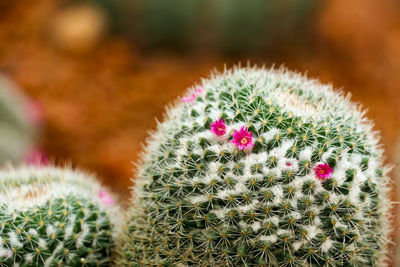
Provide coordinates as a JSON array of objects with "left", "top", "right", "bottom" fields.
[
  {"left": 0, "top": 75, "right": 37, "bottom": 165},
  {"left": 0, "top": 167, "right": 117, "bottom": 266},
  {"left": 118, "top": 67, "right": 392, "bottom": 266}
]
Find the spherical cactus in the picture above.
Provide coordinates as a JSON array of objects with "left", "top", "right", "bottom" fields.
[
  {"left": 0, "top": 75, "right": 38, "bottom": 165},
  {"left": 118, "top": 67, "right": 392, "bottom": 266},
  {"left": 0, "top": 167, "right": 117, "bottom": 266}
]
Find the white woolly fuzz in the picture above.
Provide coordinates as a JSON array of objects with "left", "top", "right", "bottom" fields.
[{"left": 0, "top": 167, "right": 108, "bottom": 212}]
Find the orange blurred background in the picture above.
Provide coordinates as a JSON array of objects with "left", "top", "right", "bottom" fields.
[{"left": 1, "top": 0, "right": 400, "bottom": 264}]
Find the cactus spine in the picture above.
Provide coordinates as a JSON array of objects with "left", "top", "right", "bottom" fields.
[
  {"left": 0, "top": 167, "right": 116, "bottom": 266},
  {"left": 118, "top": 67, "right": 391, "bottom": 266}
]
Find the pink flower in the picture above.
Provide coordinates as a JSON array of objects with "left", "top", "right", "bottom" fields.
[
  {"left": 98, "top": 190, "right": 114, "bottom": 206},
  {"left": 25, "top": 148, "right": 49, "bottom": 166},
  {"left": 194, "top": 86, "right": 204, "bottom": 94},
  {"left": 230, "top": 126, "right": 254, "bottom": 150},
  {"left": 286, "top": 162, "right": 292, "bottom": 167},
  {"left": 182, "top": 93, "right": 196, "bottom": 103},
  {"left": 314, "top": 163, "right": 333, "bottom": 180},
  {"left": 182, "top": 86, "right": 204, "bottom": 103},
  {"left": 210, "top": 119, "right": 226, "bottom": 136}
]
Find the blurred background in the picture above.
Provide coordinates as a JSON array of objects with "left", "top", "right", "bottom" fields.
[{"left": 0, "top": 0, "right": 400, "bottom": 264}]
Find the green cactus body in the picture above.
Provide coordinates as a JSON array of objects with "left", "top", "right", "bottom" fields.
[
  {"left": 119, "top": 67, "right": 391, "bottom": 266},
  {"left": 0, "top": 76, "right": 36, "bottom": 165},
  {"left": 0, "top": 167, "right": 116, "bottom": 266}
]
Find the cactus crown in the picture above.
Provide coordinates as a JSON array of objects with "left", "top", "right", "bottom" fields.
[
  {"left": 0, "top": 167, "right": 116, "bottom": 266},
  {"left": 120, "top": 67, "right": 391, "bottom": 266}
]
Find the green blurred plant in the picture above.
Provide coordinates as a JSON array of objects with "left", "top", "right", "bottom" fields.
[
  {"left": 0, "top": 75, "right": 37, "bottom": 166},
  {"left": 91, "top": 0, "right": 319, "bottom": 54}
]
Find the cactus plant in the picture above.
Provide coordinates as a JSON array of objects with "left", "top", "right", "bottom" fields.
[
  {"left": 118, "top": 67, "right": 392, "bottom": 266},
  {"left": 0, "top": 75, "right": 37, "bottom": 166},
  {"left": 0, "top": 167, "right": 117, "bottom": 266}
]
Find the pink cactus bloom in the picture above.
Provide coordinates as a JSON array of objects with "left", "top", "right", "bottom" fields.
[
  {"left": 286, "top": 162, "right": 292, "bottom": 167},
  {"left": 194, "top": 86, "right": 204, "bottom": 94},
  {"left": 210, "top": 119, "right": 226, "bottom": 136},
  {"left": 25, "top": 148, "right": 49, "bottom": 166},
  {"left": 182, "top": 86, "right": 204, "bottom": 103},
  {"left": 314, "top": 163, "right": 333, "bottom": 180},
  {"left": 182, "top": 93, "right": 196, "bottom": 103},
  {"left": 230, "top": 126, "right": 254, "bottom": 150},
  {"left": 98, "top": 190, "right": 114, "bottom": 206}
]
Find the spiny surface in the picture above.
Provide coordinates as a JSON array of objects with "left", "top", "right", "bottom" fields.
[
  {"left": 120, "top": 68, "right": 391, "bottom": 266},
  {"left": 0, "top": 167, "right": 115, "bottom": 267}
]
